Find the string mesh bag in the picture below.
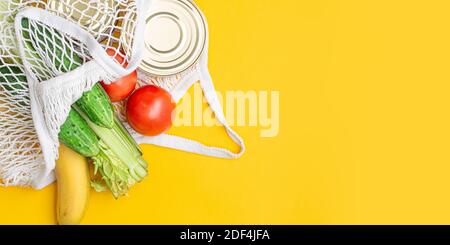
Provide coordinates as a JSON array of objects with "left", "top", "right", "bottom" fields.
[{"left": 0, "top": 0, "right": 151, "bottom": 189}]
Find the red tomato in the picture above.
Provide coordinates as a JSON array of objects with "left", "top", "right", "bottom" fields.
[
  {"left": 126, "top": 85, "right": 176, "bottom": 136},
  {"left": 105, "top": 48, "right": 126, "bottom": 66},
  {"left": 101, "top": 72, "right": 137, "bottom": 102},
  {"left": 101, "top": 48, "right": 137, "bottom": 102}
]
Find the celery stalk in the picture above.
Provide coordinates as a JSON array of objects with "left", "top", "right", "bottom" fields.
[
  {"left": 74, "top": 105, "right": 148, "bottom": 182},
  {"left": 76, "top": 103, "right": 148, "bottom": 198},
  {"left": 92, "top": 141, "right": 133, "bottom": 198}
]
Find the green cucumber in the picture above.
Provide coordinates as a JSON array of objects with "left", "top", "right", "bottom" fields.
[
  {"left": 0, "top": 65, "right": 29, "bottom": 106},
  {"left": 58, "top": 109, "right": 100, "bottom": 157},
  {"left": 21, "top": 18, "right": 81, "bottom": 72},
  {"left": 75, "top": 83, "right": 114, "bottom": 128}
]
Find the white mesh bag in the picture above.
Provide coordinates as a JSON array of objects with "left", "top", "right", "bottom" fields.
[
  {"left": 0, "top": 0, "right": 151, "bottom": 189},
  {"left": 0, "top": 0, "right": 245, "bottom": 190}
]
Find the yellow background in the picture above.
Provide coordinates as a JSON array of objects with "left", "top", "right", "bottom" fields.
[{"left": 2, "top": 0, "right": 450, "bottom": 224}]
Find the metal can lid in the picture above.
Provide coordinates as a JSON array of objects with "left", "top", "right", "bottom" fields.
[
  {"left": 46, "top": 0, "right": 116, "bottom": 39},
  {"left": 138, "top": 0, "right": 207, "bottom": 76}
]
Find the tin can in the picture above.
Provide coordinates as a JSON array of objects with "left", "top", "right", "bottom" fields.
[
  {"left": 135, "top": 0, "right": 208, "bottom": 77},
  {"left": 46, "top": 0, "right": 116, "bottom": 40}
]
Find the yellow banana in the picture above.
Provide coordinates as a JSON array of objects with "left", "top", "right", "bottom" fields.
[{"left": 56, "top": 143, "right": 91, "bottom": 225}]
